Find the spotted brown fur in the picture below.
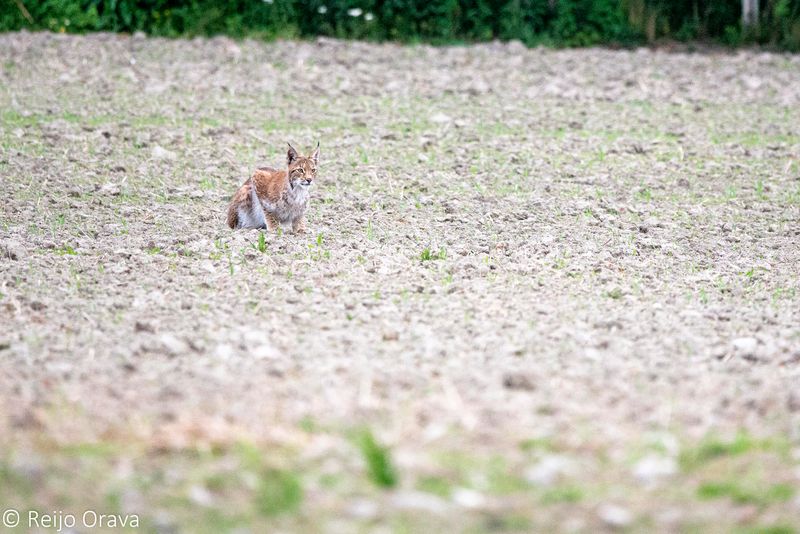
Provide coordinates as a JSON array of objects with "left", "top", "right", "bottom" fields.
[{"left": 226, "top": 143, "right": 319, "bottom": 232}]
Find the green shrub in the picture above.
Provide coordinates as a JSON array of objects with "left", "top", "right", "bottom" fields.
[{"left": 1, "top": 0, "right": 799, "bottom": 50}]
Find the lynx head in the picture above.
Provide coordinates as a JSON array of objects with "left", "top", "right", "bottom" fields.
[{"left": 286, "top": 142, "right": 320, "bottom": 188}]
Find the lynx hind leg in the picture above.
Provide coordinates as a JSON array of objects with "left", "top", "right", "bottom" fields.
[
  {"left": 226, "top": 202, "right": 239, "bottom": 229},
  {"left": 292, "top": 216, "right": 306, "bottom": 234},
  {"left": 227, "top": 185, "right": 250, "bottom": 229}
]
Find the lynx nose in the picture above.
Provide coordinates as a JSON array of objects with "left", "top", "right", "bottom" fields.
[{"left": 301, "top": 179, "right": 312, "bottom": 186}]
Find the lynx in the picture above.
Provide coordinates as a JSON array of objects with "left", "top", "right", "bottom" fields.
[{"left": 226, "top": 143, "right": 319, "bottom": 233}]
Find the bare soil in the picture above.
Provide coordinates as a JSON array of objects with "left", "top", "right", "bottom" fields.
[{"left": 1, "top": 31, "right": 799, "bottom": 533}]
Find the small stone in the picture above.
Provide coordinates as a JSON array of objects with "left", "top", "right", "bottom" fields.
[
  {"left": 742, "top": 75, "right": 762, "bottom": 90},
  {"left": 502, "top": 372, "right": 535, "bottom": 391},
  {"left": 391, "top": 491, "right": 448, "bottom": 514},
  {"left": 598, "top": 504, "right": 633, "bottom": 528},
  {"left": 524, "top": 455, "right": 573, "bottom": 486},
  {"left": 382, "top": 331, "right": 399, "bottom": 341},
  {"left": 632, "top": 455, "right": 676, "bottom": 484},
  {"left": 151, "top": 145, "right": 177, "bottom": 161},
  {"left": 99, "top": 182, "right": 121, "bottom": 196},
  {"left": 452, "top": 488, "right": 485, "bottom": 509},
  {"left": 251, "top": 344, "right": 281, "bottom": 360},
  {"left": 110, "top": 262, "right": 130, "bottom": 275},
  {"left": 430, "top": 112, "right": 451, "bottom": 124},
  {"left": 188, "top": 485, "right": 214, "bottom": 507},
  {"left": 45, "top": 362, "right": 74, "bottom": 377},
  {"left": 1, "top": 241, "right": 25, "bottom": 260},
  {"left": 158, "top": 333, "right": 188, "bottom": 356},
  {"left": 710, "top": 344, "right": 727, "bottom": 360},
  {"left": 224, "top": 42, "right": 242, "bottom": 60},
  {"left": 467, "top": 79, "right": 490, "bottom": 95},
  {"left": 135, "top": 321, "right": 155, "bottom": 333},
  {"left": 214, "top": 343, "right": 235, "bottom": 359},
  {"left": 732, "top": 337, "right": 758, "bottom": 358},
  {"left": 347, "top": 498, "right": 378, "bottom": 519}
]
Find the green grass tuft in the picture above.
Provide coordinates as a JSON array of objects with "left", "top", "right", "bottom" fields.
[
  {"left": 697, "top": 481, "right": 795, "bottom": 505},
  {"left": 417, "top": 476, "right": 451, "bottom": 497},
  {"left": 420, "top": 247, "right": 447, "bottom": 261},
  {"left": 541, "top": 486, "right": 584, "bottom": 504},
  {"left": 255, "top": 469, "right": 303, "bottom": 516},
  {"left": 736, "top": 526, "right": 796, "bottom": 534},
  {"left": 680, "top": 432, "right": 758, "bottom": 469},
  {"left": 54, "top": 245, "right": 78, "bottom": 256},
  {"left": 357, "top": 429, "right": 398, "bottom": 488},
  {"left": 255, "top": 232, "right": 267, "bottom": 253}
]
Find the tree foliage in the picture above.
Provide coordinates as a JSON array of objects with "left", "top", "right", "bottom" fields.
[{"left": 2, "top": 0, "right": 799, "bottom": 49}]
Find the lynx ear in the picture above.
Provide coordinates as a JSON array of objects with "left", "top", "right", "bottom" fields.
[
  {"left": 287, "top": 143, "right": 298, "bottom": 165},
  {"left": 311, "top": 142, "right": 320, "bottom": 166}
]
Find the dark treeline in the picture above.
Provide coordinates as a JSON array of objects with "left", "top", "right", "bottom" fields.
[{"left": 2, "top": 0, "right": 799, "bottom": 50}]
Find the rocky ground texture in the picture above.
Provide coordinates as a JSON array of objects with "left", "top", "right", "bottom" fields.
[{"left": 1, "top": 31, "right": 800, "bottom": 533}]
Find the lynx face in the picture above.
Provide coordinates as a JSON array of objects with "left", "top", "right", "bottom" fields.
[{"left": 287, "top": 143, "right": 319, "bottom": 189}]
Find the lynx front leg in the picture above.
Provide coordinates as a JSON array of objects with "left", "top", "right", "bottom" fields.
[
  {"left": 292, "top": 216, "right": 306, "bottom": 234},
  {"left": 266, "top": 214, "right": 280, "bottom": 232}
]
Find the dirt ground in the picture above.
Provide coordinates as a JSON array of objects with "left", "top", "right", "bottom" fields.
[{"left": 1, "top": 31, "right": 799, "bottom": 533}]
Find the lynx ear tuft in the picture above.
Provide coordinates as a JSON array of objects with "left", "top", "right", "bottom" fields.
[
  {"left": 287, "top": 143, "right": 298, "bottom": 165},
  {"left": 311, "top": 142, "right": 320, "bottom": 166}
]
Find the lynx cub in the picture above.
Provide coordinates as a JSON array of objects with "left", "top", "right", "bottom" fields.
[{"left": 227, "top": 143, "right": 319, "bottom": 233}]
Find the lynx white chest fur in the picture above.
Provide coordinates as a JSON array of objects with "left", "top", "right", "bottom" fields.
[{"left": 227, "top": 143, "right": 319, "bottom": 233}]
